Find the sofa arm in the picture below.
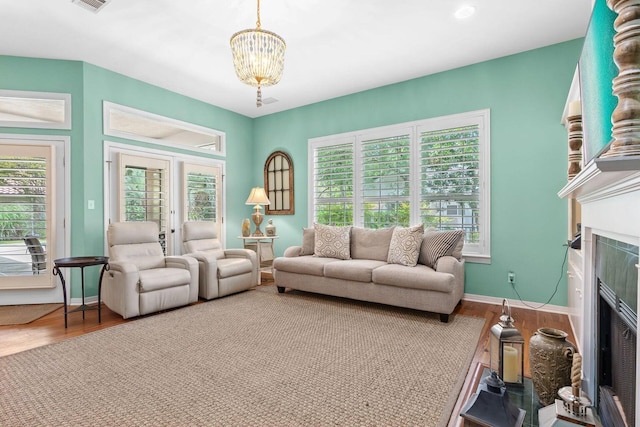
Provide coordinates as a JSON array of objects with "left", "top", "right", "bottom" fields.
[
  {"left": 435, "top": 256, "right": 461, "bottom": 273},
  {"left": 283, "top": 245, "right": 303, "bottom": 257},
  {"left": 165, "top": 255, "right": 199, "bottom": 302},
  {"left": 102, "top": 261, "right": 141, "bottom": 319},
  {"left": 436, "top": 256, "right": 465, "bottom": 300}
]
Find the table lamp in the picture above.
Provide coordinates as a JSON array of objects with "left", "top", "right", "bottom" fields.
[{"left": 245, "top": 187, "right": 271, "bottom": 236}]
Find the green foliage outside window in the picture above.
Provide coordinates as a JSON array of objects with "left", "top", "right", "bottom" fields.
[
  {"left": 187, "top": 173, "right": 217, "bottom": 221},
  {"left": 312, "top": 118, "right": 484, "bottom": 249},
  {"left": 0, "top": 157, "right": 46, "bottom": 240}
]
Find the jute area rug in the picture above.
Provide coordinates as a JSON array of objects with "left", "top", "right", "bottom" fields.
[
  {"left": 0, "top": 287, "right": 485, "bottom": 426},
  {"left": 0, "top": 303, "right": 63, "bottom": 326}
]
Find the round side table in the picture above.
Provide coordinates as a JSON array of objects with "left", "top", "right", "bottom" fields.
[{"left": 53, "top": 256, "right": 109, "bottom": 328}]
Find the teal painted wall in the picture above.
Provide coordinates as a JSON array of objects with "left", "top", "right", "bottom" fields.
[
  {"left": 1, "top": 38, "right": 583, "bottom": 305},
  {"left": 1, "top": 55, "right": 253, "bottom": 299},
  {"left": 253, "top": 39, "right": 584, "bottom": 305}
]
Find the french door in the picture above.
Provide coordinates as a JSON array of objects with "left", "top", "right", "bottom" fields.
[{"left": 107, "top": 144, "right": 224, "bottom": 254}]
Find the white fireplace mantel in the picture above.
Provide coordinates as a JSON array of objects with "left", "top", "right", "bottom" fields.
[{"left": 558, "top": 157, "right": 640, "bottom": 422}]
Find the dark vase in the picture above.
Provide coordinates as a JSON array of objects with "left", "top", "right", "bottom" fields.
[{"left": 529, "top": 327, "right": 576, "bottom": 406}]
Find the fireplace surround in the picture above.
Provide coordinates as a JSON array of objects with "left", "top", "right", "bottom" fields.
[{"left": 559, "top": 159, "right": 640, "bottom": 425}]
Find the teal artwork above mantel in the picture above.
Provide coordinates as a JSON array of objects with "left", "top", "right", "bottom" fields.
[{"left": 579, "top": 0, "right": 617, "bottom": 164}]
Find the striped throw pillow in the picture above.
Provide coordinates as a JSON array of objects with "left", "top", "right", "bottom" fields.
[{"left": 419, "top": 230, "right": 464, "bottom": 269}]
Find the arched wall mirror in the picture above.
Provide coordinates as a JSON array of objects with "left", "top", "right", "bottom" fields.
[{"left": 264, "top": 151, "right": 294, "bottom": 215}]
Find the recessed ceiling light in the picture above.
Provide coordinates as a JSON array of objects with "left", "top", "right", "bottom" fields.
[{"left": 454, "top": 5, "right": 476, "bottom": 20}]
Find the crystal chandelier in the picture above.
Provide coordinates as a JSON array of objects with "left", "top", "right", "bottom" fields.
[{"left": 230, "top": 0, "right": 286, "bottom": 107}]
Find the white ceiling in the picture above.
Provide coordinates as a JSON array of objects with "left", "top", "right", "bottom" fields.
[{"left": 0, "top": 0, "right": 593, "bottom": 118}]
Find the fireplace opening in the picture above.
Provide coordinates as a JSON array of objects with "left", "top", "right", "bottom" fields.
[{"left": 596, "top": 236, "right": 638, "bottom": 427}]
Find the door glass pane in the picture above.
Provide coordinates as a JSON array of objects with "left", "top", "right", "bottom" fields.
[
  {"left": 118, "top": 154, "right": 170, "bottom": 254},
  {"left": 186, "top": 172, "right": 217, "bottom": 222},
  {"left": 0, "top": 145, "right": 54, "bottom": 288},
  {"left": 182, "top": 162, "right": 222, "bottom": 245}
]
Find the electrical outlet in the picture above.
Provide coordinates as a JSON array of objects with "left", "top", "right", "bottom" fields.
[{"left": 507, "top": 271, "right": 515, "bottom": 285}]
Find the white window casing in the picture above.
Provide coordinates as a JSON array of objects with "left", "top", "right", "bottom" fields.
[{"left": 309, "top": 109, "right": 490, "bottom": 262}]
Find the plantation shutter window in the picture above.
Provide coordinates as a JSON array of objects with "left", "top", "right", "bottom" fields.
[
  {"left": 419, "top": 125, "right": 480, "bottom": 240},
  {"left": 309, "top": 109, "right": 490, "bottom": 261},
  {"left": 360, "top": 133, "right": 411, "bottom": 228},
  {"left": 312, "top": 141, "right": 354, "bottom": 226}
]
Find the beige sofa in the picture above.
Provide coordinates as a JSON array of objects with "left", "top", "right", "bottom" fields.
[{"left": 273, "top": 224, "right": 465, "bottom": 322}]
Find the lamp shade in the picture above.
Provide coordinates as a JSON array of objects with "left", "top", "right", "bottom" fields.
[{"left": 246, "top": 187, "right": 271, "bottom": 205}]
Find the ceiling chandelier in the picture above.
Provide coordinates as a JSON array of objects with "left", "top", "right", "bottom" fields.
[{"left": 230, "top": 0, "right": 286, "bottom": 107}]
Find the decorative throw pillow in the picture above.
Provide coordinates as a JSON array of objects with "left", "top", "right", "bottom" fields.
[
  {"left": 350, "top": 226, "right": 395, "bottom": 261},
  {"left": 313, "top": 224, "right": 351, "bottom": 260},
  {"left": 387, "top": 224, "right": 424, "bottom": 267},
  {"left": 418, "top": 229, "right": 465, "bottom": 269},
  {"left": 300, "top": 227, "right": 315, "bottom": 255}
]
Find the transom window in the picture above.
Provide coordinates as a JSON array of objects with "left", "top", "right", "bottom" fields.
[{"left": 309, "top": 109, "right": 490, "bottom": 261}]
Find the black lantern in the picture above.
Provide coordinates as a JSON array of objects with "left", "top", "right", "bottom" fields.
[
  {"left": 490, "top": 299, "right": 524, "bottom": 387},
  {"left": 460, "top": 370, "right": 526, "bottom": 427}
]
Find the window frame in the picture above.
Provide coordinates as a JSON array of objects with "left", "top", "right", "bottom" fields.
[
  {"left": 308, "top": 109, "right": 490, "bottom": 263},
  {"left": 0, "top": 90, "right": 71, "bottom": 130},
  {"left": 103, "top": 102, "right": 226, "bottom": 157}
]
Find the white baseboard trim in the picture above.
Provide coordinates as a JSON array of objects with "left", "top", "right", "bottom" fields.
[{"left": 462, "top": 293, "right": 570, "bottom": 315}]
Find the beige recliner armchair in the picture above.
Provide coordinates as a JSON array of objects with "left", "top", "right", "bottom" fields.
[
  {"left": 182, "top": 221, "right": 257, "bottom": 300},
  {"left": 103, "top": 221, "right": 199, "bottom": 319}
]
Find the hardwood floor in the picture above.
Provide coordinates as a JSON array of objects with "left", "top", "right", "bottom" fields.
[{"left": 0, "top": 280, "right": 575, "bottom": 425}]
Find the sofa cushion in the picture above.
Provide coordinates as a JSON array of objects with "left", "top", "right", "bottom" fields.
[
  {"left": 273, "top": 255, "right": 340, "bottom": 277},
  {"left": 300, "top": 227, "right": 315, "bottom": 255},
  {"left": 387, "top": 224, "right": 424, "bottom": 266},
  {"left": 350, "top": 226, "right": 395, "bottom": 261},
  {"left": 418, "top": 229, "right": 464, "bottom": 268},
  {"left": 324, "top": 259, "right": 388, "bottom": 283},
  {"left": 372, "top": 264, "right": 455, "bottom": 292},
  {"left": 314, "top": 224, "right": 351, "bottom": 260}
]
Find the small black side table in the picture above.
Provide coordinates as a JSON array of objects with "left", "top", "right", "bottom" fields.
[{"left": 53, "top": 256, "right": 109, "bottom": 328}]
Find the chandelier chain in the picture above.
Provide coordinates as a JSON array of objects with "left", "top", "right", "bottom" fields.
[{"left": 256, "top": 0, "right": 261, "bottom": 29}]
